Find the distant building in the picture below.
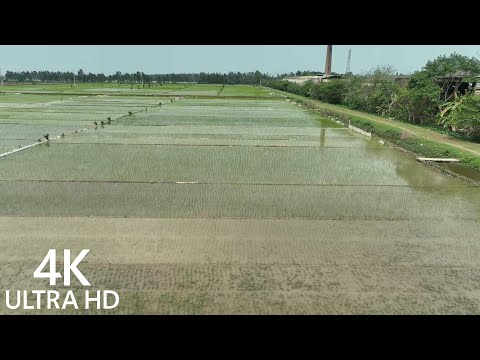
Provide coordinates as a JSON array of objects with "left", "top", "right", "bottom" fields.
[
  {"left": 435, "top": 71, "right": 479, "bottom": 99},
  {"left": 283, "top": 74, "right": 344, "bottom": 85},
  {"left": 283, "top": 75, "right": 323, "bottom": 84},
  {"left": 394, "top": 75, "right": 411, "bottom": 86},
  {"left": 395, "top": 72, "right": 480, "bottom": 98},
  {"left": 322, "top": 74, "right": 343, "bottom": 81}
]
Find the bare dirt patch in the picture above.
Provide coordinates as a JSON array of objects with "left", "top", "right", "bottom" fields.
[{"left": 1, "top": 217, "right": 479, "bottom": 314}]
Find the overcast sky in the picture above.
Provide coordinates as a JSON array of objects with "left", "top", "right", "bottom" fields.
[{"left": 1, "top": 45, "right": 479, "bottom": 75}]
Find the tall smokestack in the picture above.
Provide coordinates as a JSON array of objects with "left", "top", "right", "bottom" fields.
[{"left": 324, "top": 45, "right": 332, "bottom": 76}]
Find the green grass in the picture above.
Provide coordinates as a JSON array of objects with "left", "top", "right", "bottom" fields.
[
  {"left": 0, "top": 94, "right": 66, "bottom": 103},
  {"left": 1, "top": 82, "right": 191, "bottom": 94},
  {"left": 1, "top": 83, "right": 281, "bottom": 98},
  {"left": 168, "top": 84, "right": 222, "bottom": 96},
  {"left": 220, "top": 85, "right": 274, "bottom": 97},
  {"left": 1, "top": 83, "right": 93, "bottom": 92}
]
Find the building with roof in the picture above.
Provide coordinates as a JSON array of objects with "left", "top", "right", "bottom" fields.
[{"left": 435, "top": 71, "right": 479, "bottom": 99}]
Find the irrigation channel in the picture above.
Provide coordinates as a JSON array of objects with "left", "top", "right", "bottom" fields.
[{"left": 0, "top": 87, "right": 479, "bottom": 314}]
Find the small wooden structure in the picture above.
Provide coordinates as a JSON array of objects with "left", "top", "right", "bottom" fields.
[
  {"left": 436, "top": 71, "right": 478, "bottom": 101},
  {"left": 394, "top": 75, "right": 411, "bottom": 86}
]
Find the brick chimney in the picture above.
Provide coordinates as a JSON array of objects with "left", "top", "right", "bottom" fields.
[{"left": 324, "top": 45, "right": 332, "bottom": 76}]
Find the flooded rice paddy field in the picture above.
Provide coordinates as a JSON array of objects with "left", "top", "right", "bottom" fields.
[
  {"left": 0, "top": 90, "right": 479, "bottom": 314},
  {"left": 0, "top": 94, "right": 164, "bottom": 153}
]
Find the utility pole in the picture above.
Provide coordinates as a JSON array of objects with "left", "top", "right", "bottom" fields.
[
  {"left": 346, "top": 49, "right": 352, "bottom": 75},
  {"left": 141, "top": 72, "right": 144, "bottom": 86},
  {"left": 0, "top": 68, "right": 3, "bottom": 86},
  {"left": 73, "top": 73, "right": 76, "bottom": 86}
]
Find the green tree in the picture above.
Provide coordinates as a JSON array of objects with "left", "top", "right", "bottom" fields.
[
  {"left": 407, "top": 53, "right": 480, "bottom": 123},
  {"left": 77, "top": 69, "right": 84, "bottom": 83},
  {"left": 418, "top": 53, "right": 480, "bottom": 100},
  {"left": 343, "top": 66, "right": 400, "bottom": 114},
  {"left": 254, "top": 70, "right": 262, "bottom": 85},
  {"left": 310, "top": 80, "right": 348, "bottom": 104}
]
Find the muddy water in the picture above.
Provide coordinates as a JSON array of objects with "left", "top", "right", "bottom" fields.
[{"left": 443, "top": 162, "right": 480, "bottom": 182}]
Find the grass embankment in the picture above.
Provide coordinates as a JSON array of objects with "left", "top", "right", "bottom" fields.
[{"left": 272, "top": 89, "right": 480, "bottom": 172}]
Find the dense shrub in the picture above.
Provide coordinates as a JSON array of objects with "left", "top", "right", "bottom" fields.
[
  {"left": 441, "top": 95, "right": 480, "bottom": 139},
  {"left": 310, "top": 80, "right": 348, "bottom": 104}
]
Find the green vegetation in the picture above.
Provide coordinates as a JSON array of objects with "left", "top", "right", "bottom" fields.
[
  {"left": 0, "top": 82, "right": 190, "bottom": 94},
  {"left": 265, "top": 53, "right": 480, "bottom": 141},
  {"left": 280, "top": 92, "right": 480, "bottom": 172},
  {"left": 440, "top": 94, "right": 480, "bottom": 138},
  {"left": 221, "top": 85, "right": 274, "bottom": 97},
  {"left": 3, "top": 69, "right": 274, "bottom": 85},
  {"left": 1, "top": 83, "right": 275, "bottom": 98},
  {"left": 169, "top": 84, "right": 222, "bottom": 96},
  {"left": 0, "top": 94, "right": 65, "bottom": 103}
]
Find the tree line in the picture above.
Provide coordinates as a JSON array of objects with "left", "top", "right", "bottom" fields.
[
  {"left": 3, "top": 70, "right": 279, "bottom": 85},
  {"left": 2, "top": 69, "right": 335, "bottom": 84},
  {"left": 264, "top": 54, "right": 480, "bottom": 140}
]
